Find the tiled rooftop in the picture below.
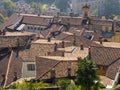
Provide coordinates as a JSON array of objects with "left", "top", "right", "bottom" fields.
[
  {"left": 100, "top": 76, "right": 113, "bottom": 86},
  {"left": 65, "top": 47, "right": 88, "bottom": 58}
]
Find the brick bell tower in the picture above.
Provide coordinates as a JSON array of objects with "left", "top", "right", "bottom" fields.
[
  {"left": 81, "top": 3, "right": 91, "bottom": 26},
  {"left": 82, "top": 3, "right": 90, "bottom": 18}
]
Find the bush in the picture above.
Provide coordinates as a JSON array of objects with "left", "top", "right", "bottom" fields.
[{"left": 57, "top": 78, "right": 71, "bottom": 90}]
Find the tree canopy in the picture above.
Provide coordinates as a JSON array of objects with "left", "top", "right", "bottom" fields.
[
  {"left": 2, "top": 0, "right": 16, "bottom": 17},
  {"left": 76, "top": 59, "right": 100, "bottom": 90},
  {"left": 55, "top": 0, "right": 70, "bottom": 12}
]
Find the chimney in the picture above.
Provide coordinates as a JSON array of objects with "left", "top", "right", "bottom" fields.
[
  {"left": 99, "top": 36, "right": 103, "bottom": 44},
  {"left": 1, "top": 74, "right": 5, "bottom": 86},
  {"left": 47, "top": 37, "right": 51, "bottom": 42},
  {"left": 73, "top": 33, "right": 76, "bottom": 46},
  {"left": 47, "top": 52, "right": 50, "bottom": 56},
  {"left": 73, "top": 33, "right": 76, "bottom": 39},
  {"left": 88, "top": 47, "right": 91, "bottom": 60},
  {"left": 61, "top": 41, "right": 65, "bottom": 48},
  {"left": 2, "top": 29, "right": 6, "bottom": 35},
  {"left": 0, "top": 30, "right": 2, "bottom": 35},
  {"left": 80, "top": 43, "right": 84, "bottom": 50},
  {"left": 57, "top": 12, "right": 60, "bottom": 17},
  {"left": 54, "top": 43, "right": 58, "bottom": 52},
  {"left": 62, "top": 51, "right": 65, "bottom": 57},
  {"left": 51, "top": 68, "right": 55, "bottom": 79},
  {"left": 13, "top": 72, "right": 17, "bottom": 82},
  {"left": 73, "top": 39, "right": 76, "bottom": 46},
  {"left": 68, "top": 66, "right": 71, "bottom": 78},
  {"left": 38, "top": 13, "right": 40, "bottom": 16},
  {"left": 37, "top": 33, "right": 40, "bottom": 39}
]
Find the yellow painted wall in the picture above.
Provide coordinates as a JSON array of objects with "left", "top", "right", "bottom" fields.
[
  {"left": 104, "top": 32, "right": 120, "bottom": 42},
  {"left": 96, "top": 67, "right": 106, "bottom": 76}
]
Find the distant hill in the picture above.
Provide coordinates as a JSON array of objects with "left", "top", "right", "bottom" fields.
[{"left": 12, "top": 0, "right": 55, "bottom": 4}]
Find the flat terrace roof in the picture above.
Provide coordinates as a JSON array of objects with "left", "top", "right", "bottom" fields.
[
  {"left": 39, "top": 56, "right": 78, "bottom": 61},
  {"left": 95, "top": 41, "right": 120, "bottom": 48},
  {"left": 1, "top": 31, "right": 35, "bottom": 36},
  {"left": 32, "top": 39, "right": 69, "bottom": 44}
]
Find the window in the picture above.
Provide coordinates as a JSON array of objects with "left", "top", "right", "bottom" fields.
[
  {"left": 38, "top": 27, "right": 40, "bottom": 30},
  {"left": 83, "top": 34, "right": 93, "bottom": 40},
  {"left": 28, "top": 26, "right": 30, "bottom": 29},
  {"left": 27, "top": 64, "right": 35, "bottom": 71}
]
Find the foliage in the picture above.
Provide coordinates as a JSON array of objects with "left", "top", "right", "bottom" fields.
[
  {"left": 67, "top": 84, "right": 81, "bottom": 90},
  {"left": 104, "top": 0, "right": 120, "bottom": 17},
  {"left": 2, "top": 0, "right": 17, "bottom": 17},
  {"left": 7, "top": 79, "right": 50, "bottom": 90},
  {"left": 55, "top": 0, "right": 70, "bottom": 12},
  {"left": 30, "top": 2, "right": 42, "bottom": 13},
  {"left": 0, "top": 87, "right": 5, "bottom": 90},
  {"left": 25, "top": 0, "right": 55, "bottom": 4},
  {"left": 91, "top": 9, "right": 98, "bottom": 16},
  {"left": 57, "top": 78, "right": 71, "bottom": 90},
  {"left": 76, "top": 59, "right": 100, "bottom": 90},
  {"left": 113, "top": 85, "right": 120, "bottom": 90},
  {"left": 0, "top": 13, "right": 5, "bottom": 24}
]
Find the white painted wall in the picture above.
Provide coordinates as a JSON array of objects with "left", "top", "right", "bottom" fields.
[{"left": 22, "top": 62, "right": 36, "bottom": 78}]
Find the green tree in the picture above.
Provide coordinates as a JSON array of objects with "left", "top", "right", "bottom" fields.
[
  {"left": 67, "top": 84, "right": 81, "bottom": 90},
  {"left": 57, "top": 78, "right": 71, "bottom": 90},
  {"left": 55, "top": 0, "right": 70, "bottom": 12},
  {"left": 30, "top": 2, "right": 42, "bottom": 13},
  {"left": 2, "top": 0, "right": 17, "bottom": 16},
  {"left": 7, "top": 79, "right": 50, "bottom": 90},
  {"left": 76, "top": 59, "right": 100, "bottom": 90},
  {"left": 104, "top": 0, "right": 120, "bottom": 17},
  {"left": 0, "top": 13, "right": 5, "bottom": 24}
]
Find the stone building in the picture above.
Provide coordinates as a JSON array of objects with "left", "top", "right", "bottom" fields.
[{"left": 0, "top": 4, "right": 120, "bottom": 88}]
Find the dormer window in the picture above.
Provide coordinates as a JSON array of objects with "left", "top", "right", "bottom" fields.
[{"left": 83, "top": 34, "right": 94, "bottom": 40}]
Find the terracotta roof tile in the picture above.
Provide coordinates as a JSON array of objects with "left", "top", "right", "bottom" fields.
[
  {"left": 106, "top": 60, "right": 120, "bottom": 80},
  {"left": 91, "top": 46, "right": 120, "bottom": 66}
]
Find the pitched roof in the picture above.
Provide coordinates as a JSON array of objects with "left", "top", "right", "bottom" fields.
[
  {"left": 4, "top": 51, "right": 22, "bottom": 86},
  {"left": 0, "top": 13, "right": 23, "bottom": 31},
  {"left": 100, "top": 76, "right": 113, "bottom": 86},
  {"left": 22, "top": 15, "right": 52, "bottom": 26},
  {"left": 106, "top": 60, "right": 120, "bottom": 80},
  {"left": 0, "top": 53, "right": 10, "bottom": 85},
  {"left": 36, "top": 56, "right": 78, "bottom": 80},
  {"left": 91, "top": 46, "right": 120, "bottom": 66}
]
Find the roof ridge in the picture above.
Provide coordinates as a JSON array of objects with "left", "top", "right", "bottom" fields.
[
  {"left": 4, "top": 50, "right": 14, "bottom": 88},
  {"left": 108, "top": 57, "right": 120, "bottom": 67}
]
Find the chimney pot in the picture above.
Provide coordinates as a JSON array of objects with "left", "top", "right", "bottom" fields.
[
  {"left": 62, "top": 41, "right": 65, "bottom": 48},
  {"left": 48, "top": 37, "right": 51, "bottom": 42},
  {"left": 54, "top": 43, "right": 58, "bottom": 52},
  {"left": 80, "top": 43, "right": 84, "bottom": 50},
  {"left": 99, "top": 37, "right": 103, "bottom": 44},
  {"left": 88, "top": 47, "right": 91, "bottom": 60},
  {"left": 62, "top": 51, "right": 65, "bottom": 57}
]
